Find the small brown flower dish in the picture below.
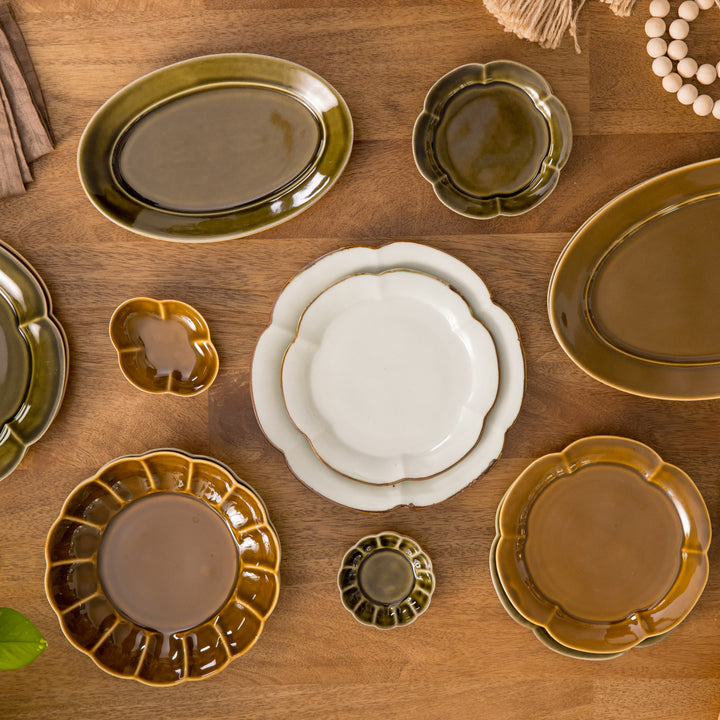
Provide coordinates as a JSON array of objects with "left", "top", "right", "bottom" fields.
[{"left": 109, "top": 297, "right": 218, "bottom": 396}]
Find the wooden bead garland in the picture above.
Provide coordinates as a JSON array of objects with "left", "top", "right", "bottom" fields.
[{"left": 645, "top": 0, "right": 720, "bottom": 118}]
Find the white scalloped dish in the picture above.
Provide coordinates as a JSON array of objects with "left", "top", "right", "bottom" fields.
[
  {"left": 251, "top": 242, "right": 525, "bottom": 512},
  {"left": 281, "top": 270, "right": 499, "bottom": 485}
]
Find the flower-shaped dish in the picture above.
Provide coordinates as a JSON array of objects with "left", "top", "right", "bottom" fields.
[
  {"left": 251, "top": 242, "right": 525, "bottom": 512},
  {"left": 413, "top": 60, "right": 571, "bottom": 218},
  {"left": 489, "top": 519, "right": 671, "bottom": 660},
  {"left": 338, "top": 532, "right": 435, "bottom": 629},
  {"left": 78, "top": 53, "right": 352, "bottom": 242},
  {"left": 495, "top": 436, "right": 710, "bottom": 654},
  {"left": 0, "top": 239, "right": 67, "bottom": 482},
  {"left": 45, "top": 449, "right": 281, "bottom": 685},
  {"left": 281, "top": 269, "right": 499, "bottom": 485},
  {"left": 109, "top": 297, "right": 218, "bottom": 396}
]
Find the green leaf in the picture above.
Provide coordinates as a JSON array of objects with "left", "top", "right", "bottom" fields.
[{"left": 0, "top": 607, "right": 47, "bottom": 670}]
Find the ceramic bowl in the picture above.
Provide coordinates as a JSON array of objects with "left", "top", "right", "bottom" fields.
[
  {"left": 338, "top": 532, "right": 435, "bottom": 629},
  {"left": 495, "top": 436, "right": 710, "bottom": 655},
  {"left": 0, "top": 240, "right": 67, "bottom": 482},
  {"left": 109, "top": 297, "right": 218, "bottom": 396},
  {"left": 413, "top": 60, "right": 571, "bottom": 218},
  {"left": 281, "top": 269, "right": 499, "bottom": 485},
  {"left": 45, "top": 449, "right": 281, "bottom": 685}
]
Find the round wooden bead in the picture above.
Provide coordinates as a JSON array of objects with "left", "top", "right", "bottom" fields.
[
  {"left": 716, "top": 60, "right": 720, "bottom": 76},
  {"left": 713, "top": 100, "right": 720, "bottom": 120},
  {"left": 667, "top": 39, "right": 688, "bottom": 60},
  {"left": 669, "top": 18, "right": 689, "bottom": 39},
  {"left": 693, "top": 94, "right": 714, "bottom": 116},
  {"left": 647, "top": 38, "right": 668, "bottom": 58},
  {"left": 697, "top": 0, "right": 714, "bottom": 9},
  {"left": 662, "top": 72, "right": 683, "bottom": 93},
  {"left": 649, "top": 0, "right": 671, "bottom": 15},
  {"left": 652, "top": 56, "right": 673, "bottom": 77},
  {"left": 677, "top": 83, "right": 699, "bottom": 105},
  {"left": 677, "top": 57, "right": 698, "bottom": 77},
  {"left": 678, "top": 0, "right": 700, "bottom": 20},
  {"left": 645, "top": 17, "right": 666, "bottom": 37},
  {"left": 696, "top": 63, "right": 717, "bottom": 85}
]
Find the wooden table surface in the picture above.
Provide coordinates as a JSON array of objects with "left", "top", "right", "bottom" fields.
[{"left": 2, "top": 1, "right": 720, "bottom": 718}]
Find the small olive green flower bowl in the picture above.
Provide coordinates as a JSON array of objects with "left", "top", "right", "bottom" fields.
[
  {"left": 337, "top": 532, "right": 435, "bottom": 629},
  {"left": 413, "top": 60, "right": 572, "bottom": 218}
]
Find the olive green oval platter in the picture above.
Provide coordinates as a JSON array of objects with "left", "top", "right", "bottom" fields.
[
  {"left": 78, "top": 53, "right": 353, "bottom": 242},
  {"left": 0, "top": 240, "right": 67, "bottom": 482},
  {"left": 413, "top": 60, "right": 571, "bottom": 218}
]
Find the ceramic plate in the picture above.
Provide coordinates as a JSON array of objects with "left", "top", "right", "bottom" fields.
[
  {"left": 549, "top": 157, "right": 720, "bottom": 399},
  {"left": 489, "top": 503, "right": 671, "bottom": 660},
  {"left": 251, "top": 242, "right": 524, "bottom": 512},
  {"left": 0, "top": 240, "right": 67, "bottom": 481},
  {"left": 495, "top": 436, "right": 710, "bottom": 654},
  {"left": 338, "top": 532, "right": 435, "bottom": 629},
  {"left": 45, "top": 449, "right": 280, "bottom": 685},
  {"left": 413, "top": 60, "right": 571, "bottom": 218},
  {"left": 110, "top": 297, "right": 219, "bottom": 396},
  {"left": 78, "top": 53, "right": 353, "bottom": 242},
  {"left": 281, "top": 269, "right": 499, "bottom": 485}
]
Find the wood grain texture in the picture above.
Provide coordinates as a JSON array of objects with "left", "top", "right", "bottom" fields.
[{"left": 1, "top": 1, "right": 720, "bottom": 718}]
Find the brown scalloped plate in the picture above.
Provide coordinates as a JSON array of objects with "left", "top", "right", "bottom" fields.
[
  {"left": 45, "top": 449, "right": 280, "bottom": 685},
  {"left": 495, "top": 436, "right": 710, "bottom": 655}
]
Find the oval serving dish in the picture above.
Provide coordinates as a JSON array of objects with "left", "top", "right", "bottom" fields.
[
  {"left": 281, "top": 269, "right": 499, "bottom": 485},
  {"left": 109, "top": 297, "right": 218, "bottom": 396},
  {"left": 549, "top": 157, "right": 720, "bottom": 399},
  {"left": 0, "top": 240, "right": 67, "bottom": 482},
  {"left": 338, "top": 532, "right": 435, "bottom": 629},
  {"left": 413, "top": 60, "right": 571, "bottom": 218},
  {"left": 495, "top": 436, "right": 710, "bottom": 655},
  {"left": 45, "top": 449, "right": 281, "bottom": 685},
  {"left": 78, "top": 53, "right": 353, "bottom": 242}
]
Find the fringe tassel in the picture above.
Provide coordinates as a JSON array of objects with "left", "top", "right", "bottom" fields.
[
  {"left": 600, "top": 0, "right": 637, "bottom": 17},
  {"left": 482, "top": 0, "right": 639, "bottom": 52}
]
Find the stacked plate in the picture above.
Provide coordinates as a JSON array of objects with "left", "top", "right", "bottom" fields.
[
  {"left": 0, "top": 240, "right": 67, "bottom": 481},
  {"left": 491, "top": 436, "right": 711, "bottom": 659},
  {"left": 251, "top": 242, "right": 525, "bottom": 512}
]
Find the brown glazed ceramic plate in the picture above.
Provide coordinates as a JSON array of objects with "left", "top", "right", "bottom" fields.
[
  {"left": 495, "top": 436, "right": 710, "bottom": 655},
  {"left": 489, "top": 502, "right": 672, "bottom": 660},
  {"left": 45, "top": 449, "right": 280, "bottom": 685},
  {"left": 78, "top": 54, "right": 353, "bottom": 242},
  {"left": 337, "top": 532, "right": 435, "bottom": 629},
  {"left": 549, "top": 158, "right": 720, "bottom": 399},
  {"left": 109, "top": 297, "right": 218, "bottom": 396},
  {"left": 0, "top": 240, "right": 67, "bottom": 482},
  {"left": 413, "top": 60, "right": 571, "bottom": 218}
]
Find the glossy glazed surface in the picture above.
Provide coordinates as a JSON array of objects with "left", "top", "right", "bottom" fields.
[
  {"left": 337, "top": 532, "right": 434, "bottom": 628},
  {"left": 78, "top": 53, "right": 353, "bottom": 241},
  {"left": 98, "top": 493, "right": 239, "bottom": 633},
  {"left": 116, "top": 86, "right": 320, "bottom": 213},
  {"left": 549, "top": 157, "right": 720, "bottom": 399},
  {"left": 281, "top": 270, "right": 499, "bottom": 485},
  {"left": 109, "top": 297, "right": 218, "bottom": 396},
  {"left": 413, "top": 61, "right": 571, "bottom": 218},
  {"left": 495, "top": 436, "right": 711, "bottom": 654},
  {"left": 0, "top": 240, "right": 67, "bottom": 482},
  {"left": 45, "top": 449, "right": 281, "bottom": 685},
  {"left": 251, "top": 242, "right": 524, "bottom": 511}
]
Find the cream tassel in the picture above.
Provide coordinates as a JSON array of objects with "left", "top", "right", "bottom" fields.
[{"left": 482, "top": 0, "right": 638, "bottom": 52}]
